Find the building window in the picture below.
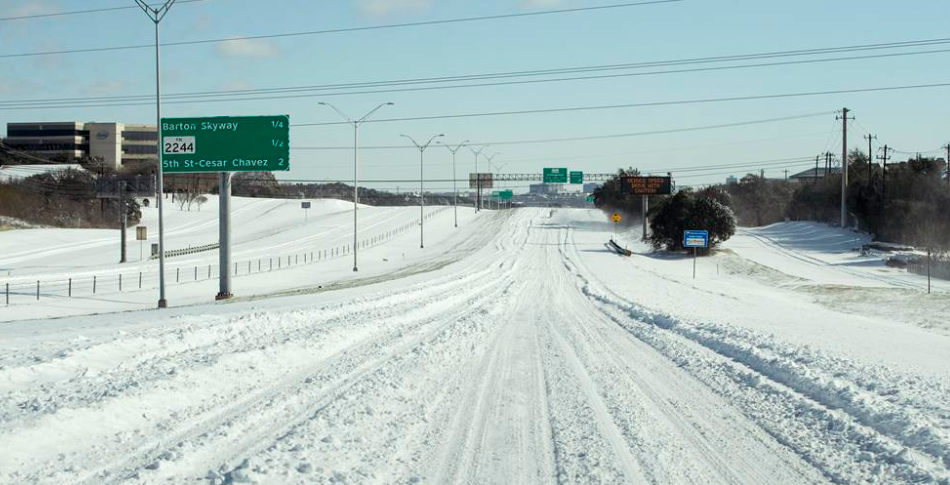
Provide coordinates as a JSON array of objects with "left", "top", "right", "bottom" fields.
[
  {"left": 122, "top": 131, "right": 158, "bottom": 141},
  {"left": 122, "top": 145, "right": 157, "bottom": 155},
  {"left": 7, "top": 129, "right": 86, "bottom": 138},
  {"left": 6, "top": 142, "right": 85, "bottom": 151}
]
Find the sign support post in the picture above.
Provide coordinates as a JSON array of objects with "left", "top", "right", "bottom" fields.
[
  {"left": 119, "top": 181, "right": 127, "bottom": 263},
  {"left": 683, "top": 230, "right": 709, "bottom": 280},
  {"left": 162, "top": 114, "right": 289, "bottom": 301},
  {"left": 216, "top": 172, "right": 232, "bottom": 300},
  {"left": 693, "top": 247, "right": 697, "bottom": 280},
  {"left": 642, "top": 195, "right": 649, "bottom": 241}
]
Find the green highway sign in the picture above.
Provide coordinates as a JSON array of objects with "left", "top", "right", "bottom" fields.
[
  {"left": 160, "top": 115, "right": 290, "bottom": 173},
  {"left": 570, "top": 171, "right": 583, "bottom": 184},
  {"left": 586, "top": 195, "right": 594, "bottom": 203},
  {"left": 543, "top": 167, "right": 568, "bottom": 183},
  {"left": 499, "top": 190, "right": 513, "bottom": 200}
]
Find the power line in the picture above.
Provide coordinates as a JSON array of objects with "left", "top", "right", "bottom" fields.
[
  {"left": 675, "top": 162, "right": 816, "bottom": 180},
  {"left": 276, "top": 156, "right": 821, "bottom": 184},
  {"left": 293, "top": 112, "right": 830, "bottom": 150},
  {"left": 312, "top": 132, "right": 828, "bottom": 169},
  {"left": 0, "top": 1, "right": 681, "bottom": 59},
  {"left": 4, "top": 37, "right": 950, "bottom": 108},
  {"left": 0, "top": 0, "right": 211, "bottom": 22},
  {"left": 292, "top": 81, "right": 950, "bottom": 127}
]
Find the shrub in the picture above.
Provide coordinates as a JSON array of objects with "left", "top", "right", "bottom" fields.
[{"left": 647, "top": 189, "right": 736, "bottom": 251}]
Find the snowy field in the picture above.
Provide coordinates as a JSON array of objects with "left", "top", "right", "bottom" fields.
[
  {"left": 1, "top": 207, "right": 949, "bottom": 484},
  {"left": 0, "top": 196, "right": 482, "bottom": 321}
]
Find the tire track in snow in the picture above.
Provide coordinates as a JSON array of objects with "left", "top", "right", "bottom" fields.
[
  {"left": 563, "top": 223, "right": 950, "bottom": 484},
  {"left": 1, "top": 233, "right": 521, "bottom": 485}
]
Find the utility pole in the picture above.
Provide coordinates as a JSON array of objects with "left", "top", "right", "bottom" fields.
[
  {"left": 864, "top": 134, "right": 877, "bottom": 181},
  {"left": 837, "top": 108, "right": 853, "bottom": 228},
  {"left": 134, "top": 0, "right": 176, "bottom": 309},
  {"left": 814, "top": 154, "right": 820, "bottom": 183},
  {"left": 784, "top": 169, "right": 788, "bottom": 181},
  {"left": 440, "top": 140, "right": 469, "bottom": 228},
  {"left": 119, "top": 181, "right": 127, "bottom": 264},
  {"left": 878, "top": 144, "right": 892, "bottom": 201},
  {"left": 401, "top": 133, "right": 445, "bottom": 249}
]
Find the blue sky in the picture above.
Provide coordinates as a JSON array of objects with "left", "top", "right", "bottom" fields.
[{"left": 1, "top": 0, "right": 949, "bottom": 191}]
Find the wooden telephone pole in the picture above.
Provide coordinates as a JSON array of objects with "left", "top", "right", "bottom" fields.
[
  {"left": 864, "top": 134, "right": 877, "bottom": 180},
  {"left": 837, "top": 108, "right": 854, "bottom": 228},
  {"left": 878, "top": 145, "right": 892, "bottom": 201}
]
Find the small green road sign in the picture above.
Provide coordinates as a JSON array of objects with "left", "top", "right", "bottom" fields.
[
  {"left": 543, "top": 167, "right": 568, "bottom": 183},
  {"left": 499, "top": 190, "right": 513, "bottom": 200},
  {"left": 160, "top": 115, "right": 289, "bottom": 173},
  {"left": 586, "top": 195, "right": 594, "bottom": 203},
  {"left": 570, "top": 171, "right": 583, "bottom": 184}
]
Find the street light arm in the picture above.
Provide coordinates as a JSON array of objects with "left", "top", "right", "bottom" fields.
[
  {"left": 422, "top": 134, "right": 445, "bottom": 151},
  {"left": 133, "top": 0, "right": 152, "bottom": 16},
  {"left": 318, "top": 101, "right": 353, "bottom": 124},
  {"left": 400, "top": 134, "right": 422, "bottom": 150},
  {"left": 357, "top": 102, "right": 395, "bottom": 124},
  {"left": 438, "top": 140, "right": 468, "bottom": 154},
  {"left": 156, "top": 0, "right": 177, "bottom": 21},
  {"left": 469, "top": 144, "right": 490, "bottom": 156}
]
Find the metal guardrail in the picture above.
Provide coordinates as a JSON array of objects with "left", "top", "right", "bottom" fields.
[{"left": 151, "top": 243, "right": 220, "bottom": 260}]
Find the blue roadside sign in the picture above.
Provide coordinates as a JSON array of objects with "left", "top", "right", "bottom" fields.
[{"left": 683, "top": 230, "right": 709, "bottom": 249}]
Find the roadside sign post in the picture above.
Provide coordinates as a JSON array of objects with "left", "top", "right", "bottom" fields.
[
  {"left": 218, "top": 172, "right": 232, "bottom": 300},
  {"left": 611, "top": 212, "right": 621, "bottom": 239},
  {"left": 620, "top": 176, "right": 673, "bottom": 241},
  {"left": 136, "top": 226, "right": 148, "bottom": 261},
  {"left": 683, "top": 230, "right": 709, "bottom": 279},
  {"left": 301, "top": 201, "right": 311, "bottom": 222},
  {"left": 161, "top": 114, "right": 289, "bottom": 301}
]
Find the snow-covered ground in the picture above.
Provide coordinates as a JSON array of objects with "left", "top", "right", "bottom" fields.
[
  {"left": 1, "top": 209, "right": 948, "bottom": 484},
  {"left": 0, "top": 196, "right": 483, "bottom": 320}
]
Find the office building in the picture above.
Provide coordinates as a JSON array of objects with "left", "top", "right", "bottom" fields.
[{"left": 4, "top": 121, "right": 157, "bottom": 170}]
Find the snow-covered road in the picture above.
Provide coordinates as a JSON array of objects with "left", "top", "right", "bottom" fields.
[{"left": 2, "top": 209, "right": 948, "bottom": 484}]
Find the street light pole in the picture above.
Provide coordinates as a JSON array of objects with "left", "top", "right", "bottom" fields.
[
  {"left": 135, "top": 0, "right": 176, "bottom": 309},
  {"left": 402, "top": 134, "right": 445, "bottom": 248},
  {"left": 469, "top": 145, "right": 490, "bottom": 213},
  {"left": 439, "top": 140, "right": 469, "bottom": 228},
  {"left": 318, "top": 102, "right": 393, "bottom": 272}
]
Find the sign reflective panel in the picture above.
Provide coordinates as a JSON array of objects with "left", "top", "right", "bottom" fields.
[
  {"left": 621, "top": 176, "right": 672, "bottom": 195},
  {"left": 161, "top": 115, "right": 289, "bottom": 173},
  {"left": 469, "top": 173, "right": 494, "bottom": 189},
  {"left": 683, "top": 230, "right": 709, "bottom": 248},
  {"left": 543, "top": 168, "right": 568, "bottom": 183}
]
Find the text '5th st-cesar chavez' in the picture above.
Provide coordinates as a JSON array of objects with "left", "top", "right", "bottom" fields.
[{"left": 161, "top": 115, "right": 290, "bottom": 173}]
